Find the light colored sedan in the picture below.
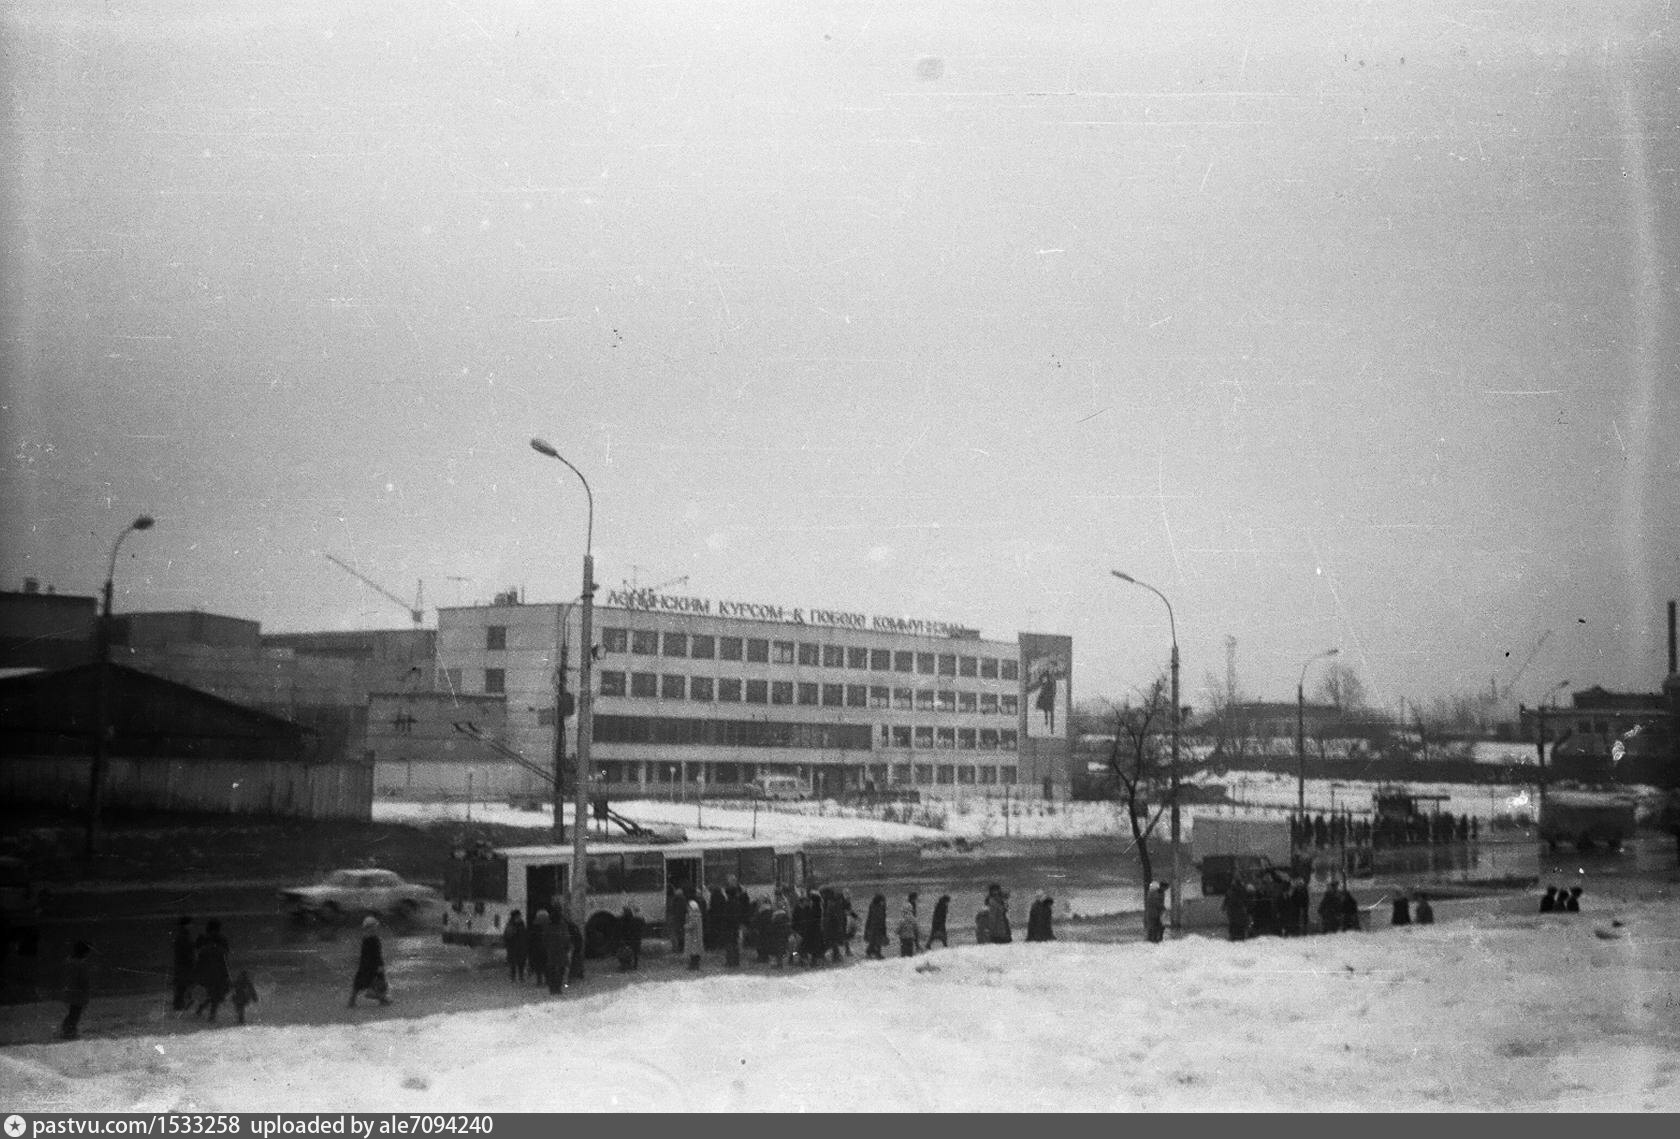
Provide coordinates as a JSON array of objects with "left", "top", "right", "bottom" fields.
[{"left": 280, "top": 868, "right": 440, "bottom": 921}]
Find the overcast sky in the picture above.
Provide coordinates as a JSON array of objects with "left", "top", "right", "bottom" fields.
[{"left": 3, "top": 0, "right": 1676, "bottom": 711}]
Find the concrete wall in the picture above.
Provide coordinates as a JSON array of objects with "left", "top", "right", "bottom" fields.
[{"left": 0, "top": 754, "right": 372, "bottom": 820}]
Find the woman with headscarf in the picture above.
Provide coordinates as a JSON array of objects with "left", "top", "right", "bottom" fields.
[
  {"left": 1143, "top": 881, "right": 1166, "bottom": 944},
  {"left": 348, "top": 916, "right": 390, "bottom": 1007}
]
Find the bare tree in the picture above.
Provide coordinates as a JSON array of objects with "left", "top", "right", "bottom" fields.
[
  {"left": 1316, "top": 662, "right": 1368, "bottom": 712},
  {"left": 1103, "top": 674, "right": 1174, "bottom": 887},
  {"left": 1198, "top": 669, "right": 1255, "bottom": 765}
]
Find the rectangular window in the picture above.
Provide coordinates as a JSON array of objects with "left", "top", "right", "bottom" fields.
[
  {"left": 891, "top": 726, "right": 912, "bottom": 748},
  {"left": 958, "top": 728, "right": 977, "bottom": 749},
  {"left": 980, "top": 657, "right": 998, "bottom": 679},
  {"left": 630, "top": 673, "right": 658, "bottom": 698},
  {"left": 1000, "top": 730, "right": 1018, "bottom": 750},
  {"left": 486, "top": 626, "right": 507, "bottom": 651},
  {"left": 719, "top": 637, "right": 743, "bottom": 661},
  {"left": 937, "top": 690, "right": 956, "bottom": 713},
  {"left": 662, "top": 632, "right": 688, "bottom": 657},
  {"left": 916, "top": 689, "right": 935, "bottom": 711},
  {"left": 893, "top": 687, "right": 914, "bottom": 711},
  {"left": 1001, "top": 694, "right": 1019, "bottom": 715},
  {"left": 746, "top": 638, "right": 769, "bottom": 663},
  {"left": 1001, "top": 660, "right": 1019, "bottom": 681},
  {"left": 936, "top": 765, "right": 955, "bottom": 784},
  {"left": 773, "top": 640, "right": 795, "bottom": 664},
  {"left": 959, "top": 656, "right": 977, "bottom": 678},
  {"left": 846, "top": 684, "right": 868, "bottom": 708},
  {"left": 879, "top": 725, "right": 893, "bottom": 748},
  {"left": 771, "top": 681, "right": 794, "bottom": 705},
  {"left": 484, "top": 668, "right": 505, "bottom": 695},
  {"left": 957, "top": 764, "right": 976, "bottom": 784},
  {"left": 892, "top": 764, "right": 911, "bottom": 783},
  {"left": 979, "top": 728, "right": 999, "bottom": 750},
  {"left": 915, "top": 764, "right": 935, "bottom": 785},
  {"left": 916, "top": 653, "right": 935, "bottom": 674},
  {"left": 689, "top": 676, "right": 714, "bottom": 702},
  {"left": 823, "top": 644, "right": 845, "bottom": 668},
  {"left": 690, "top": 634, "right": 715, "bottom": 660},
  {"left": 979, "top": 765, "right": 998, "bottom": 785},
  {"left": 599, "top": 671, "right": 626, "bottom": 697},
  {"left": 914, "top": 726, "right": 934, "bottom": 748},
  {"left": 980, "top": 693, "right": 1000, "bottom": 715},
  {"left": 631, "top": 630, "right": 658, "bottom": 655},
  {"left": 936, "top": 727, "right": 955, "bottom": 749},
  {"left": 894, "top": 651, "right": 914, "bottom": 673},
  {"left": 1001, "top": 765, "right": 1018, "bottom": 784},
  {"left": 798, "top": 642, "right": 820, "bottom": 666},
  {"left": 847, "top": 646, "right": 869, "bottom": 669},
  {"left": 745, "top": 679, "right": 768, "bottom": 704},
  {"left": 869, "top": 685, "right": 889, "bottom": 709},
  {"left": 717, "top": 678, "right": 743, "bottom": 703},
  {"left": 797, "top": 682, "right": 819, "bottom": 706},
  {"left": 822, "top": 684, "right": 844, "bottom": 707},
  {"left": 938, "top": 654, "right": 957, "bottom": 677},
  {"left": 662, "top": 674, "right": 686, "bottom": 700},
  {"left": 601, "top": 627, "right": 628, "bottom": 653},
  {"left": 958, "top": 691, "right": 977, "bottom": 714},
  {"left": 870, "top": 648, "right": 891, "bottom": 671}
]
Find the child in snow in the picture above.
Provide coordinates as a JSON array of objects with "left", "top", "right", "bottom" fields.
[{"left": 232, "top": 971, "right": 258, "bottom": 1024}]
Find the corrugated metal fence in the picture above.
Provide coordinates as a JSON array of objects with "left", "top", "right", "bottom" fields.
[{"left": 0, "top": 755, "right": 372, "bottom": 820}]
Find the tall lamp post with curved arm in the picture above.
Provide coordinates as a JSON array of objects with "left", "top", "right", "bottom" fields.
[
  {"left": 1297, "top": 648, "right": 1340, "bottom": 816},
  {"left": 86, "top": 514, "right": 155, "bottom": 858},
  {"left": 1111, "top": 570, "right": 1181, "bottom": 933},
  {"left": 530, "top": 438, "right": 595, "bottom": 928}
]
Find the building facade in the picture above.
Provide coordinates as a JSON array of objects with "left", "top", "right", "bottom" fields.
[{"left": 434, "top": 588, "right": 1073, "bottom": 801}]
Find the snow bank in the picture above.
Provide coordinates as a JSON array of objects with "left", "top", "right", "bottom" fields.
[{"left": 9, "top": 895, "right": 1677, "bottom": 1111}]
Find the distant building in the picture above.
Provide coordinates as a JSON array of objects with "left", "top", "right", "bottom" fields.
[{"left": 0, "top": 585, "right": 97, "bottom": 672}]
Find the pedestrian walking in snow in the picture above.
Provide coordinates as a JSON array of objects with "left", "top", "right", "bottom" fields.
[
  {"left": 170, "top": 915, "right": 196, "bottom": 1012},
  {"left": 231, "top": 971, "right": 258, "bottom": 1024},
  {"left": 503, "top": 909, "right": 528, "bottom": 983},
  {"left": 896, "top": 900, "right": 921, "bottom": 958},
  {"left": 666, "top": 886, "right": 687, "bottom": 955},
  {"left": 1565, "top": 886, "right": 1582, "bottom": 913},
  {"left": 1414, "top": 893, "right": 1435, "bottom": 925},
  {"left": 527, "top": 910, "right": 550, "bottom": 987},
  {"left": 193, "top": 919, "right": 232, "bottom": 1021},
  {"left": 1340, "top": 885, "right": 1362, "bottom": 932},
  {"left": 985, "top": 885, "right": 1012, "bottom": 944},
  {"left": 1144, "top": 881, "right": 1166, "bottom": 943},
  {"left": 684, "top": 900, "right": 705, "bottom": 972},
  {"left": 767, "top": 900, "right": 792, "bottom": 967},
  {"left": 1026, "top": 894, "right": 1056, "bottom": 942},
  {"left": 927, "top": 894, "right": 951, "bottom": 948},
  {"left": 1540, "top": 885, "right": 1558, "bottom": 913},
  {"left": 60, "top": 940, "right": 93, "bottom": 1040},
  {"left": 1391, "top": 894, "right": 1412, "bottom": 926},
  {"left": 864, "top": 894, "right": 889, "bottom": 959},
  {"left": 347, "top": 915, "right": 390, "bottom": 1007}
]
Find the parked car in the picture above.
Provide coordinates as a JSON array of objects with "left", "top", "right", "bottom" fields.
[
  {"left": 750, "top": 775, "right": 807, "bottom": 801},
  {"left": 1199, "top": 855, "right": 1291, "bottom": 898},
  {"left": 280, "top": 868, "right": 440, "bottom": 921}
]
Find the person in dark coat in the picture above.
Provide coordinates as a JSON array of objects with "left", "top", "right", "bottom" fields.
[
  {"left": 927, "top": 895, "right": 951, "bottom": 948},
  {"left": 61, "top": 940, "right": 93, "bottom": 1040},
  {"left": 752, "top": 900, "right": 774, "bottom": 964},
  {"left": 665, "top": 886, "right": 687, "bottom": 954},
  {"left": 895, "top": 900, "right": 921, "bottom": 957},
  {"left": 1143, "top": 880, "right": 1166, "bottom": 943},
  {"left": 767, "top": 899, "right": 792, "bottom": 967},
  {"left": 544, "top": 909, "right": 570, "bottom": 995},
  {"left": 798, "top": 889, "right": 826, "bottom": 965},
  {"left": 1223, "top": 880, "right": 1251, "bottom": 942},
  {"left": 231, "top": 970, "right": 258, "bottom": 1025},
  {"left": 170, "top": 916, "right": 196, "bottom": 1012},
  {"left": 1391, "top": 893, "right": 1412, "bottom": 926},
  {"left": 526, "top": 910, "right": 550, "bottom": 986},
  {"left": 684, "top": 900, "right": 704, "bottom": 971},
  {"left": 720, "top": 879, "right": 744, "bottom": 967},
  {"left": 348, "top": 916, "right": 390, "bottom": 1007},
  {"left": 620, "top": 905, "right": 644, "bottom": 971},
  {"left": 1565, "top": 886, "right": 1582, "bottom": 913},
  {"left": 864, "top": 894, "right": 889, "bottom": 959},
  {"left": 563, "top": 908, "right": 585, "bottom": 981},
  {"left": 985, "top": 885, "right": 1012, "bottom": 944},
  {"left": 822, "top": 888, "right": 848, "bottom": 963},
  {"left": 1289, "top": 877, "right": 1310, "bottom": 937},
  {"left": 1414, "top": 893, "right": 1435, "bottom": 925},
  {"left": 706, "top": 885, "right": 728, "bottom": 951},
  {"left": 1540, "top": 885, "right": 1558, "bottom": 913},
  {"left": 193, "top": 919, "right": 232, "bottom": 1021},
  {"left": 1249, "top": 881, "right": 1274, "bottom": 937},
  {"left": 503, "top": 910, "right": 528, "bottom": 983},
  {"left": 1340, "top": 885, "right": 1362, "bottom": 932},
  {"left": 1319, "top": 881, "right": 1343, "bottom": 934}
]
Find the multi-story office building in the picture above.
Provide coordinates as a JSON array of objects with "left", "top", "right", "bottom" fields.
[{"left": 434, "top": 587, "right": 1073, "bottom": 801}]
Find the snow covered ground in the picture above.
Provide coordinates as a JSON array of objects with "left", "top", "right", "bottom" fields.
[{"left": 7, "top": 886, "right": 1677, "bottom": 1111}]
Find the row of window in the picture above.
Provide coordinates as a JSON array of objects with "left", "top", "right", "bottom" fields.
[
  {"left": 590, "top": 714, "right": 1018, "bottom": 751},
  {"left": 596, "top": 671, "right": 1020, "bottom": 714},
  {"left": 594, "top": 627, "right": 1020, "bottom": 681},
  {"left": 599, "top": 761, "right": 1021, "bottom": 786}
]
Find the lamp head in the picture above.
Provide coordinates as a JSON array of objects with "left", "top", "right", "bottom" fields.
[
  {"left": 1111, "top": 570, "right": 1135, "bottom": 584},
  {"left": 132, "top": 516, "right": 155, "bottom": 531},
  {"left": 530, "top": 437, "right": 559, "bottom": 458}
]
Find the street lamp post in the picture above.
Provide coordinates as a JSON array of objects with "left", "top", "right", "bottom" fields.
[
  {"left": 1111, "top": 570, "right": 1181, "bottom": 933},
  {"left": 531, "top": 438, "right": 595, "bottom": 928},
  {"left": 1297, "top": 648, "right": 1340, "bottom": 817},
  {"left": 86, "top": 514, "right": 155, "bottom": 859}
]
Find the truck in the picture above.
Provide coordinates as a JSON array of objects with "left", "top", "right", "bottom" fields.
[
  {"left": 1192, "top": 816, "right": 1294, "bottom": 896},
  {"left": 1539, "top": 790, "right": 1638, "bottom": 852}
]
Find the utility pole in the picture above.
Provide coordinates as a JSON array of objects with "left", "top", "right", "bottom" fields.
[{"left": 552, "top": 622, "right": 571, "bottom": 844}]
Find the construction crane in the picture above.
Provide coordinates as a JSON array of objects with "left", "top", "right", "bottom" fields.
[
  {"left": 621, "top": 569, "right": 689, "bottom": 593},
  {"left": 324, "top": 553, "right": 425, "bottom": 628},
  {"left": 1500, "top": 629, "right": 1554, "bottom": 700}
]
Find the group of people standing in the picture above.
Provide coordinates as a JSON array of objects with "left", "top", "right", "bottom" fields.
[
  {"left": 169, "top": 915, "right": 257, "bottom": 1023},
  {"left": 499, "top": 903, "right": 595, "bottom": 994},
  {"left": 1539, "top": 885, "right": 1584, "bottom": 913},
  {"left": 1222, "top": 873, "right": 1317, "bottom": 941}
]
